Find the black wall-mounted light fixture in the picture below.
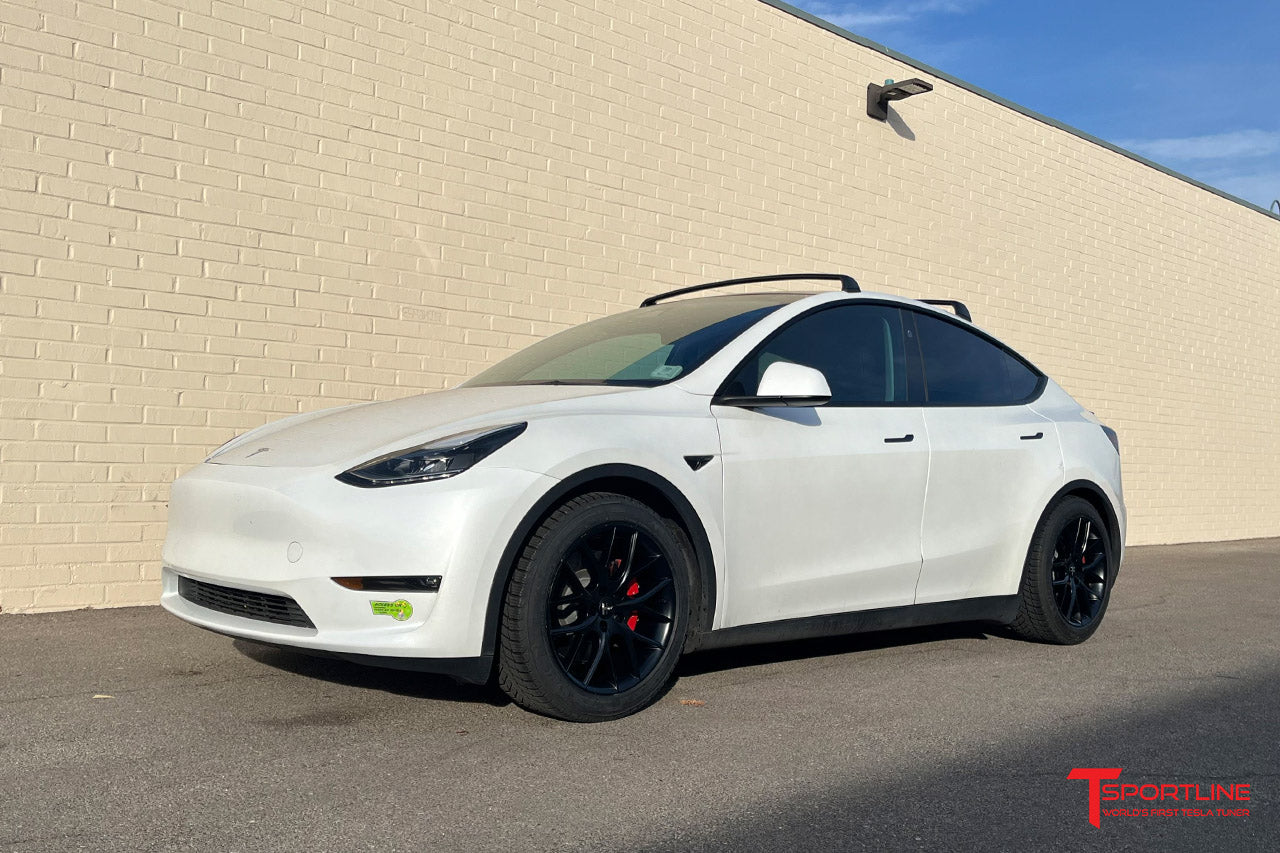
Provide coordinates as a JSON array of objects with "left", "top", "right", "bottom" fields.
[{"left": 867, "top": 77, "right": 934, "bottom": 121}]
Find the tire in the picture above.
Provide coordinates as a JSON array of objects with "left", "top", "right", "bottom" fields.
[
  {"left": 1009, "top": 496, "right": 1115, "bottom": 645},
  {"left": 497, "top": 492, "right": 692, "bottom": 721}
]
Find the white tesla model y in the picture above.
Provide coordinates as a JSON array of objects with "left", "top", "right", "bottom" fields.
[{"left": 162, "top": 274, "right": 1125, "bottom": 721}]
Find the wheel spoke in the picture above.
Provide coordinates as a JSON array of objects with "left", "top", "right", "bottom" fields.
[
  {"left": 623, "top": 577, "right": 671, "bottom": 607},
  {"left": 1056, "top": 529, "right": 1075, "bottom": 561},
  {"left": 602, "top": 623, "right": 620, "bottom": 690},
  {"left": 1051, "top": 574, "right": 1070, "bottom": 587},
  {"left": 600, "top": 527, "right": 619, "bottom": 582},
  {"left": 1076, "top": 519, "right": 1093, "bottom": 560},
  {"left": 565, "top": 630, "right": 588, "bottom": 673},
  {"left": 630, "top": 553, "right": 663, "bottom": 578},
  {"left": 613, "top": 530, "right": 639, "bottom": 593},
  {"left": 550, "top": 615, "right": 596, "bottom": 636},
  {"left": 622, "top": 624, "right": 664, "bottom": 650},
  {"left": 569, "top": 543, "right": 602, "bottom": 590},
  {"left": 619, "top": 622, "right": 642, "bottom": 673},
  {"left": 581, "top": 634, "right": 608, "bottom": 685},
  {"left": 561, "top": 566, "right": 588, "bottom": 596},
  {"left": 1065, "top": 582, "right": 1078, "bottom": 623},
  {"left": 636, "top": 605, "right": 672, "bottom": 623}
]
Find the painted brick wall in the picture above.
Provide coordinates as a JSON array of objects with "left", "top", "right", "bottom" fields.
[{"left": 1, "top": 0, "right": 1277, "bottom": 611}]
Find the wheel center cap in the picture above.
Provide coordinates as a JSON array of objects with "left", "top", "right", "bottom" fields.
[{"left": 599, "top": 600, "right": 614, "bottom": 616}]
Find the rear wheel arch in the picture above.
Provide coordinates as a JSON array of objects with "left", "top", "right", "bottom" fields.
[
  {"left": 1011, "top": 493, "right": 1115, "bottom": 643},
  {"left": 480, "top": 464, "right": 717, "bottom": 664},
  {"left": 1052, "top": 479, "right": 1123, "bottom": 559}
]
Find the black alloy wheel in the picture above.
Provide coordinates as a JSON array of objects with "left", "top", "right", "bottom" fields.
[
  {"left": 546, "top": 523, "right": 677, "bottom": 693},
  {"left": 1010, "top": 495, "right": 1115, "bottom": 645},
  {"left": 498, "top": 492, "right": 691, "bottom": 721}
]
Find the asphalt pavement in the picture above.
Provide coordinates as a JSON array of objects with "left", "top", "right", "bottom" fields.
[{"left": 2, "top": 538, "right": 1277, "bottom": 852}]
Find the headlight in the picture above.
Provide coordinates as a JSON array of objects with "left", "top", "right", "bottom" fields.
[{"left": 336, "top": 423, "right": 527, "bottom": 488}]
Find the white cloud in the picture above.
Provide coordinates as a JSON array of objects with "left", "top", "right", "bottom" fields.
[
  {"left": 811, "top": 1, "right": 980, "bottom": 32},
  {"left": 1116, "top": 130, "right": 1280, "bottom": 205},
  {"left": 1196, "top": 168, "right": 1280, "bottom": 209},
  {"left": 826, "top": 10, "right": 912, "bottom": 28},
  {"left": 1118, "top": 129, "right": 1280, "bottom": 162}
]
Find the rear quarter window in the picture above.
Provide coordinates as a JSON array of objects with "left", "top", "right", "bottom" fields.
[{"left": 910, "top": 310, "right": 1041, "bottom": 404}]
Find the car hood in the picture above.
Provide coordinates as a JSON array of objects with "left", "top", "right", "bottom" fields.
[{"left": 208, "top": 384, "right": 632, "bottom": 468}]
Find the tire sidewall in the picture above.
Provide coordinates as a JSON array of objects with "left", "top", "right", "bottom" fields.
[
  {"left": 511, "top": 494, "right": 692, "bottom": 721},
  {"left": 1032, "top": 497, "right": 1114, "bottom": 643}
]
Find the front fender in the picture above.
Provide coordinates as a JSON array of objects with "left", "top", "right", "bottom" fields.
[{"left": 477, "top": 459, "right": 725, "bottom": 662}]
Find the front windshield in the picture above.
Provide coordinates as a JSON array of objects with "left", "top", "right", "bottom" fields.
[{"left": 465, "top": 293, "right": 804, "bottom": 387}]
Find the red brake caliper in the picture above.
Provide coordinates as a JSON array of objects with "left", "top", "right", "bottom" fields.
[{"left": 625, "top": 581, "right": 640, "bottom": 631}]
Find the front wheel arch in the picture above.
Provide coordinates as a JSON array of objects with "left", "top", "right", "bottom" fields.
[{"left": 480, "top": 464, "right": 717, "bottom": 667}]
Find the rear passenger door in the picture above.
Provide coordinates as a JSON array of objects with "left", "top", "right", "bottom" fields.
[{"left": 908, "top": 309, "right": 1065, "bottom": 604}]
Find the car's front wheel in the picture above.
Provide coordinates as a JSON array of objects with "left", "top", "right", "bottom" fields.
[
  {"left": 1010, "top": 496, "right": 1115, "bottom": 644},
  {"left": 497, "top": 492, "right": 691, "bottom": 721}
]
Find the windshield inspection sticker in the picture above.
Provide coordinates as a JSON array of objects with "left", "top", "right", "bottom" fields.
[
  {"left": 650, "top": 364, "right": 682, "bottom": 379},
  {"left": 370, "top": 599, "right": 413, "bottom": 621}
]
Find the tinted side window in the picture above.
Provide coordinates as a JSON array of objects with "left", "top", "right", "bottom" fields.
[
  {"left": 724, "top": 304, "right": 910, "bottom": 404},
  {"left": 911, "top": 310, "right": 1040, "bottom": 404}
]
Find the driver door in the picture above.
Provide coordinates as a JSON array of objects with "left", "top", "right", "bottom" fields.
[{"left": 713, "top": 303, "right": 930, "bottom": 628}]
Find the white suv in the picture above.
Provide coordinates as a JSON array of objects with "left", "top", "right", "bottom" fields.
[{"left": 162, "top": 274, "right": 1125, "bottom": 721}]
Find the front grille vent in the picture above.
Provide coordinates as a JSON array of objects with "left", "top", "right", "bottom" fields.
[{"left": 178, "top": 576, "right": 315, "bottom": 629}]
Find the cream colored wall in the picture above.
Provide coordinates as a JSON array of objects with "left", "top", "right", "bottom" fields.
[{"left": 1, "top": 0, "right": 1277, "bottom": 611}]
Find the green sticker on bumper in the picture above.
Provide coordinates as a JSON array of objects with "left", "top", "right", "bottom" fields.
[{"left": 370, "top": 599, "right": 413, "bottom": 621}]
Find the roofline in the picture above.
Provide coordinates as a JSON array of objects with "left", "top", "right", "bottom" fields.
[
  {"left": 641, "top": 272, "right": 859, "bottom": 307},
  {"left": 766, "top": 289, "right": 975, "bottom": 321},
  {"left": 638, "top": 286, "right": 977, "bottom": 325},
  {"left": 757, "top": 0, "right": 1280, "bottom": 223}
]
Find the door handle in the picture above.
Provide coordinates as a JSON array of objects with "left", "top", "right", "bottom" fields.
[
  {"left": 1020, "top": 432, "right": 1044, "bottom": 440},
  {"left": 883, "top": 433, "right": 914, "bottom": 443}
]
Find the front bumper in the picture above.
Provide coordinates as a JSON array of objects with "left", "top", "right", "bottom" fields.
[{"left": 160, "top": 460, "right": 555, "bottom": 669}]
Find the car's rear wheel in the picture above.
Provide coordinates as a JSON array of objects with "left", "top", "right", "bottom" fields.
[
  {"left": 497, "top": 492, "right": 691, "bottom": 721},
  {"left": 1010, "top": 496, "right": 1114, "bottom": 644}
]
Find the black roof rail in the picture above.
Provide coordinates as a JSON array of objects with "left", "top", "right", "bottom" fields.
[
  {"left": 920, "top": 299, "right": 972, "bottom": 322},
  {"left": 640, "top": 273, "right": 859, "bottom": 307}
]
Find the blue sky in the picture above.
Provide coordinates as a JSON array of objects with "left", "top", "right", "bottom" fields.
[{"left": 793, "top": 1, "right": 1280, "bottom": 210}]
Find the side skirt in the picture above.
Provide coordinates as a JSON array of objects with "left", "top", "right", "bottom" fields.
[{"left": 695, "top": 595, "right": 1021, "bottom": 652}]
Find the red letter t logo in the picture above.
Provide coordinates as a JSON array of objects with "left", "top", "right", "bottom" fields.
[{"left": 1067, "top": 767, "right": 1123, "bottom": 828}]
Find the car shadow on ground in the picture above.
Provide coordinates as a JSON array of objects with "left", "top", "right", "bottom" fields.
[
  {"left": 677, "top": 621, "right": 1003, "bottom": 677},
  {"left": 232, "top": 639, "right": 512, "bottom": 707},
  {"left": 233, "top": 621, "right": 1003, "bottom": 707}
]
